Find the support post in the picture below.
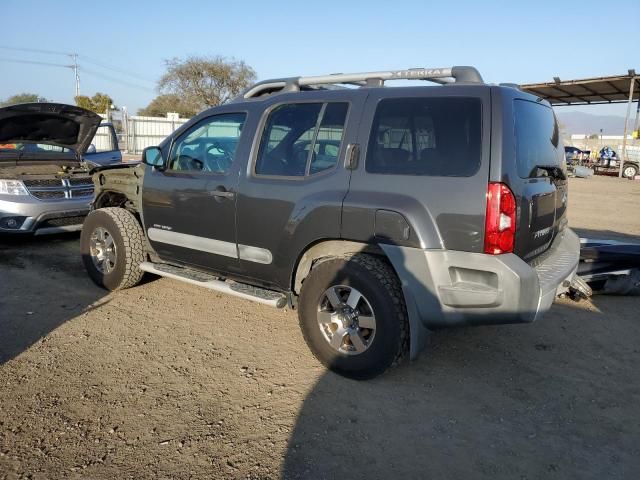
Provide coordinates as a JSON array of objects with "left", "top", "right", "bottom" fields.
[{"left": 619, "top": 76, "right": 637, "bottom": 177}]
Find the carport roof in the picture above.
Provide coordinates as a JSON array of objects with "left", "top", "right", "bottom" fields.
[{"left": 520, "top": 71, "right": 639, "bottom": 105}]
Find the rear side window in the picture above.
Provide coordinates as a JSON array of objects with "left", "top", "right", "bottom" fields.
[
  {"left": 366, "top": 97, "right": 481, "bottom": 176},
  {"left": 255, "top": 102, "right": 348, "bottom": 177},
  {"left": 514, "top": 99, "right": 562, "bottom": 178}
]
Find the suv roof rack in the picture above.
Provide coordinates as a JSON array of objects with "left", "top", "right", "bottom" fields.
[{"left": 240, "top": 66, "right": 484, "bottom": 99}]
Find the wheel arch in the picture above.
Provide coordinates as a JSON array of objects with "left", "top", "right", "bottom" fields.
[
  {"left": 292, "top": 239, "right": 431, "bottom": 361},
  {"left": 94, "top": 190, "right": 130, "bottom": 209},
  {"left": 292, "top": 239, "right": 385, "bottom": 294}
]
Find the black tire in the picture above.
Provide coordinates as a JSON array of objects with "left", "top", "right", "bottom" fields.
[
  {"left": 298, "top": 254, "right": 409, "bottom": 380},
  {"left": 80, "top": 207, "right": 145, "bottom": 291},
  {"left": 622, "top": 163, "right": 638, "bottom": 180}
]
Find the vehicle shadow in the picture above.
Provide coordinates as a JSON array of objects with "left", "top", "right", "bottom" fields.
[
  {"left": 0, "top": 232, "right": 107, "bottom": 364},
  {"left": 281, "top": 245, "right": 640, "bottom": 480}
]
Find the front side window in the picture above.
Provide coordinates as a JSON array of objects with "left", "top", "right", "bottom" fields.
[
  {"left": 91, "top": 125, "right": 118, "bottom": 153},
  {"left": 366, "top": 97, "right": 481, "bottom": 177},
  {"left": 255, "top": 102, "right": 348, "bottom": 177},
  {"left": 168, "top": 113, "right": 246, "bottom": 173},
  {"left": 514, "top": 99, "right": 563, "bottom": 178}
]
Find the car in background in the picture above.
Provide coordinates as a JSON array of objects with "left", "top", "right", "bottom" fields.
[
  {"left": 564, "top": 146, "right": 590, "bottom": 165},
  {"left": 0, "top": 102, "right": 121, "bottom": 235}
]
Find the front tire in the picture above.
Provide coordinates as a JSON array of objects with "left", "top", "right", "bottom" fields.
[
  {"left": 81, "top": 207, "right": 145, "bottom": 291},
  {"left": 298, "top": 254, "right": 409, "bottom": 380}
]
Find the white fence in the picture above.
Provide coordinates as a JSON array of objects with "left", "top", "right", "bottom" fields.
[
  {"left": 100, "top": 112, "right": 190, "bottom": 154},
  {"left": 122, "top": 114, "right": 189, "bottom": 154}
]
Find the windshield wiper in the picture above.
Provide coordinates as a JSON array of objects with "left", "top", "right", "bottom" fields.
[{"left": 533, "top": 165, "right": 566, "bottom": 180}]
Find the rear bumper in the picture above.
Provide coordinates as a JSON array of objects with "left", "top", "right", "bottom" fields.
[
  {"left": 0, "top": 195, "right": 90, "bottom": 234},
  {"left": 381, "top": 228, "right": 580, "bottom": 331}
]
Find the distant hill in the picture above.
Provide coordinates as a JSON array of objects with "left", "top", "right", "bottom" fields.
[{"left": 555, "top": 111, "right": 634, "bottom": 135}]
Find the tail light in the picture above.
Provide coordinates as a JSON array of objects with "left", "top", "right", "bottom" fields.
[{"left": 484, "top": 182, "right": 516, "bottom": 254}]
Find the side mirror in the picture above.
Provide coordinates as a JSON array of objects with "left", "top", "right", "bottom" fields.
[
  {"left": 86, "top": 144, "right": 97, "bottom": 154},
  {"left": 142, "top": 146, "right": 164, "bottom": 168}
]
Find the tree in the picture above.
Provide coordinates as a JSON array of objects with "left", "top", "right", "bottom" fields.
[
  {"left": 158, "top": 56, "right": 256, "bottom": 110},
  {"left": 74, "top": 93, "right": 115, "bottom": 114},
  {"left": 138, "top": 94, "right": 198, "bottom": 118},
  {"left": 0, "top": 93, "right": 48, "bottom": 106}
]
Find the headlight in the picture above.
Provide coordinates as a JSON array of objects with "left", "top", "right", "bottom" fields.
[{"left": 0, "top": 179, "right": 29, "bottom": 195}]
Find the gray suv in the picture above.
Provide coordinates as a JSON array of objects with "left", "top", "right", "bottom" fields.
[
  {"left": 0, "top": 103, "right": 121, "bottom": 235},
  {"left": 80, "top": 66, "right": 580, "bottom": 379}
]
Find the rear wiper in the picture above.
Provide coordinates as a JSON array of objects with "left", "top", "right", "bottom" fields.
[{"left": 533, "top": 166, "right": 566, "bottom": 180}]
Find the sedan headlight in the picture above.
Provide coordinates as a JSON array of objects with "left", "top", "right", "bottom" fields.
[{"left": 0, "top": 179, "right": 29, "bottom": 195}]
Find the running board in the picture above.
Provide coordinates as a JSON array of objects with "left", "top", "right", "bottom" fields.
[{"left": 139, "top": 262, "right": 287, "bottom": 308}]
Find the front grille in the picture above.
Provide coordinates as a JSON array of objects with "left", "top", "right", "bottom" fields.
[
  {"left": 72, "top": 188, "right": 94, "bottom": 198},
  {"left": 68, "top": 177, "right": 93, "bottom": 186},
  {"left": 23, "top": 178, "right": 64, "bottom": 188},
  {"left": 23, "top": 177, "right": 93, "bottom": 201},
  {"left": 31, "top": 190, "right": 66, "bottom": 199},
  {"left": 39, "top": 215, "right": 86, "bottom": 228}
]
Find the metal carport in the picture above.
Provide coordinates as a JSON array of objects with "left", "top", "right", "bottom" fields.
[{"left": 521, "top": 70, "right": 639, "bottom": 177}]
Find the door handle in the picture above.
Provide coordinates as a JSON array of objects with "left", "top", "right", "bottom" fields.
[
  {"left": 210, "top": 187, "right": 235, "bottom": 199},
  {"left": 344, "top": 143, "right": 360, "bottom": 170}
]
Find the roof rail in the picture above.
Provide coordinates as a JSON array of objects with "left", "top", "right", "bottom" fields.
[{"left": 240, "top": 66, "right": 483, "bottom": 99}]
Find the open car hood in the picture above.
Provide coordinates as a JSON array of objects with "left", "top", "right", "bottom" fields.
[{"left": 0, "top": 102, "right": 102, "bottom": 154}]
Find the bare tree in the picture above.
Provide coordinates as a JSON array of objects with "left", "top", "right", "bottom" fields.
[{"left": 158, "top": 56, "right": 256, "bottom": 111}]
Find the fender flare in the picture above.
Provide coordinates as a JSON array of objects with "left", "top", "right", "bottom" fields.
[{"left": 292, "top": 239, "right": 431, "bottom": 359}]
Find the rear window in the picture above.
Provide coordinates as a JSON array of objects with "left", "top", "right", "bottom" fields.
[
  {"left": 366, "top": 97, "right": 481, "bottom": 176},
  {"left": 514, "top": 99, "right": 562, "bottom": 178}
]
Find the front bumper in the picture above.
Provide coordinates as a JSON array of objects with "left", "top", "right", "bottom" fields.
[
  {"left": 0, "top": 194, "right": 90, "bottom": 234},
  {"left": 381, "top": 228, "right": 581, "bottom": 330}
]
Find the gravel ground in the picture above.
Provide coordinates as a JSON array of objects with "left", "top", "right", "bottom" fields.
[{"left": 1, "top": 176, "right": 639, "bottom": 479}]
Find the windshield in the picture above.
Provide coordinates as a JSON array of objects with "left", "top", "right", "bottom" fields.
[{"left": 0, "top": 142, "right": 73, "bottom": 153}]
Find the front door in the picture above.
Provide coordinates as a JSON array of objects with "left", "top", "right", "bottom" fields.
[
  {"left": 84, "top": 123, "right": 121, "bottom": 165},
  {"left": 141, "top": 112, "right": 248, "bottom": 275}
]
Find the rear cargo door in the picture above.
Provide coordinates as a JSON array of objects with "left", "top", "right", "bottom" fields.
[{"left": 512, "top": 99, "right": 567, "bottom": 261}]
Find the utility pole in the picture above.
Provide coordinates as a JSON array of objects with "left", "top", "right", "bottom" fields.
[{"left": 70, "top": 53, "right": 80, "bottom": 98}]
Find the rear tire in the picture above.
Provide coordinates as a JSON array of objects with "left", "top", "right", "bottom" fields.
[
  {"left": 298, "top": 254, "right": 409, "bottom": 380},
  {"left": 81, "top": 207, "right": 145, "bottom": 291},
  {"left": 623, "top": 163, "right": 638, "bottom": 180}
]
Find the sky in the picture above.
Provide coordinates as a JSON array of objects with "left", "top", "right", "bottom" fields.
[{"left": 1, "top": 0, "right": 638, "bottom": 118}]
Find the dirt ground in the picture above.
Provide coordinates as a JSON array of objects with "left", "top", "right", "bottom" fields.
[{"left": 1, "top": 176, "right": 639, "bottom": 480}]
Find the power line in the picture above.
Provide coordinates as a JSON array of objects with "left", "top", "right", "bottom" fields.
[
  {"left": 0, "top": 57, "right": 72, "bottom": 68},
  {"left": 80, "top": 56, "right": 155, "bottom": 84},
  {"left": 0, "top": 45, "right": 73, "bottom": 56},
  {"left": 0, "top": 45, "right": 157, "bottom": 96},
  {"left": 80, "top": 67, "right": 155, "bottom": 92},
  {"left": 0, "top": 45, "right": 154, "bottom": 84}
]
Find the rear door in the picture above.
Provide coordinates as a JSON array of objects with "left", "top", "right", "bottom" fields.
[
  {"left": 511, "top": 98, "right": 567, "bottom": 261},
  {"left": 235, "top": 90, "right": 363, "bottom": 290}
]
